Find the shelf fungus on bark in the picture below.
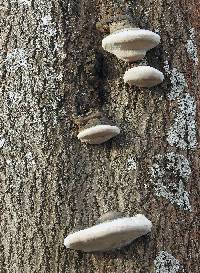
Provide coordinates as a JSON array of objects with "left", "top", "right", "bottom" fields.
[
  {"left": 124, "top": 66, "right": 164, "bottom": 87},
  {"left": 76, "top": 112, "right": 120, "bottom": 144},
  {"left": 101, "top": 16, "right": 160, "bottom": 62},
  {"left": 64, "top": 212, "right": 152, "bottom": 252}
]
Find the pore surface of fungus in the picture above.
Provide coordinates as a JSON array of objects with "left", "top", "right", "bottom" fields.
[
  {"left": 64, "top": 214, "right": 152, "bottom": 252},
  {"left": 102, "top": 28, "right": 160, "bottom": 62},
  {"left": 123, "top": 66, "right": 164, "bottom": 87}
]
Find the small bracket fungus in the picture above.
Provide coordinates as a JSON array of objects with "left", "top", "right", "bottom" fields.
[
  {"left": 64, "top": 213, "right": 152, "bottom": 252},
  {"left": 101, "top": 15, "right": 160, "bottom": 62},
  {"left": 124, "top": 66, "right": 164, "bottom": 87},
  {"left": 76, "top": 112, "right": 120, "bottom": 144}
]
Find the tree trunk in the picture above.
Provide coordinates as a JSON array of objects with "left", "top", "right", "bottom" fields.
[{"left": 0, "top": 0, "right": 199, "bottom": 272}]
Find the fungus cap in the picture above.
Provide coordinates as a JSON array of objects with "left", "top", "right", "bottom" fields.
[
  {"left": 124, "top": 66, "right": 164, "bottom": 87},
  {"left": 102, "top": 29, "right": 160, "bottom": 62},
  {"left": 64, "top": 214, "right": 152, "bottom": 252},
  {"left": 77, "top": 125, "right": 120, "bottom": 144}
]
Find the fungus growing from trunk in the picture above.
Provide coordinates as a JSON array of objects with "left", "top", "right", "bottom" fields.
[
  {"left": 101, "top": 16, "right": 160, "bottom": 62},
  {"left": 64, "top": 213, "right": 152, "bottom": 252},
  {"left": 76, "top": 112, "right": 120, "bottom": 144},
  {"left": 123, "top": 66, "right": 164, "bottom": 87}
]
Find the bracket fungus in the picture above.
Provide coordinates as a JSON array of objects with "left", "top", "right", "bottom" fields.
[
  {"left": 64, "top": 213, "right": 152, "bottom": 252},
  {"left": 76, "top": 112, "right": 120, "bottom": 144},
  {"left": 124, "top": 66, "right": 164, "bottom": 87},
  {"left": 101, "top": 16, "right": 160, "bottom": 62}
]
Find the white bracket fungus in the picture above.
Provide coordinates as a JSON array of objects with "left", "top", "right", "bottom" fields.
[
  {"left": 76, "top": 112, "right": 120, "bottom": 144},
  {"left": 77, "top": 125, "right": 120, "bottom": 144},
  {"left": 101, "top": 17, "right": 160, "bottom": 62},
  {"left": 123, "top": 66, "right": 164, "bottom": 87},
  {"left": 64, "top": 213, "right": 152, "bottom": 252}
]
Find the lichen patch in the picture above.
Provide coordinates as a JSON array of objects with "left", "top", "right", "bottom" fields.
[
  {"left": 167, "top": 94, "right": 197, "bottom": 149},
  {"left": 127, "top": 158, "right": 137, "bottom": 171},
  {"left": 0, "top": 137, "right": 6, "bottom": 148},
  {"left": 154, "top": 251, "right": 180, "bottom": 273},
  {"left": 4, "top": 48, "right": 30, "bottom": 72},
  {"left": 151, "top": 152, "right": 192, "bottom": 211},
  {"left": 167, "top": 68, "right": 188, "bottom": 100},
  {"left": 163, "top": 62, "right": 197, "bottom": 150},
  {"left": 186, "top": 28, "right": 199, "bottom": 65}
]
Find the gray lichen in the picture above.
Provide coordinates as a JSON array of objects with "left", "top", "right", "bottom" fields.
[
  {"left": 163, "top": 62, "right": 197, "bottom": 150},
  {"left": 166, "top": 67, "right": 188, "bottom": 100},
  {"left": 154, "top": 251, "right": 180, "bottom": 273},
  {"left": 127, "top": 158, "right": 137, "bottom": 171},
  {"left": 167, "top": 94, "right": 197, "bottom": 149},
  {"left": 151, "top": 152, "right": 192, "bottom": 211},
  {"left": 186, "top": 28, "right": 199, "bottom": 65}
]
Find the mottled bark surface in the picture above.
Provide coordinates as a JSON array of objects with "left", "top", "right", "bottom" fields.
[{"left": 0, "top": 0, "right": 199, "bottom": 273}]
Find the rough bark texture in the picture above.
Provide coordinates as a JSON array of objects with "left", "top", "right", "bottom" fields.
[{"left": 0, "top": 0, "right": 199, "bottom": 273}]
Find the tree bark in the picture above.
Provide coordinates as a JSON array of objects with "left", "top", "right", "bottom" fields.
[{"left": 0, "top": 0, "right": 199, "bottom": 273}]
